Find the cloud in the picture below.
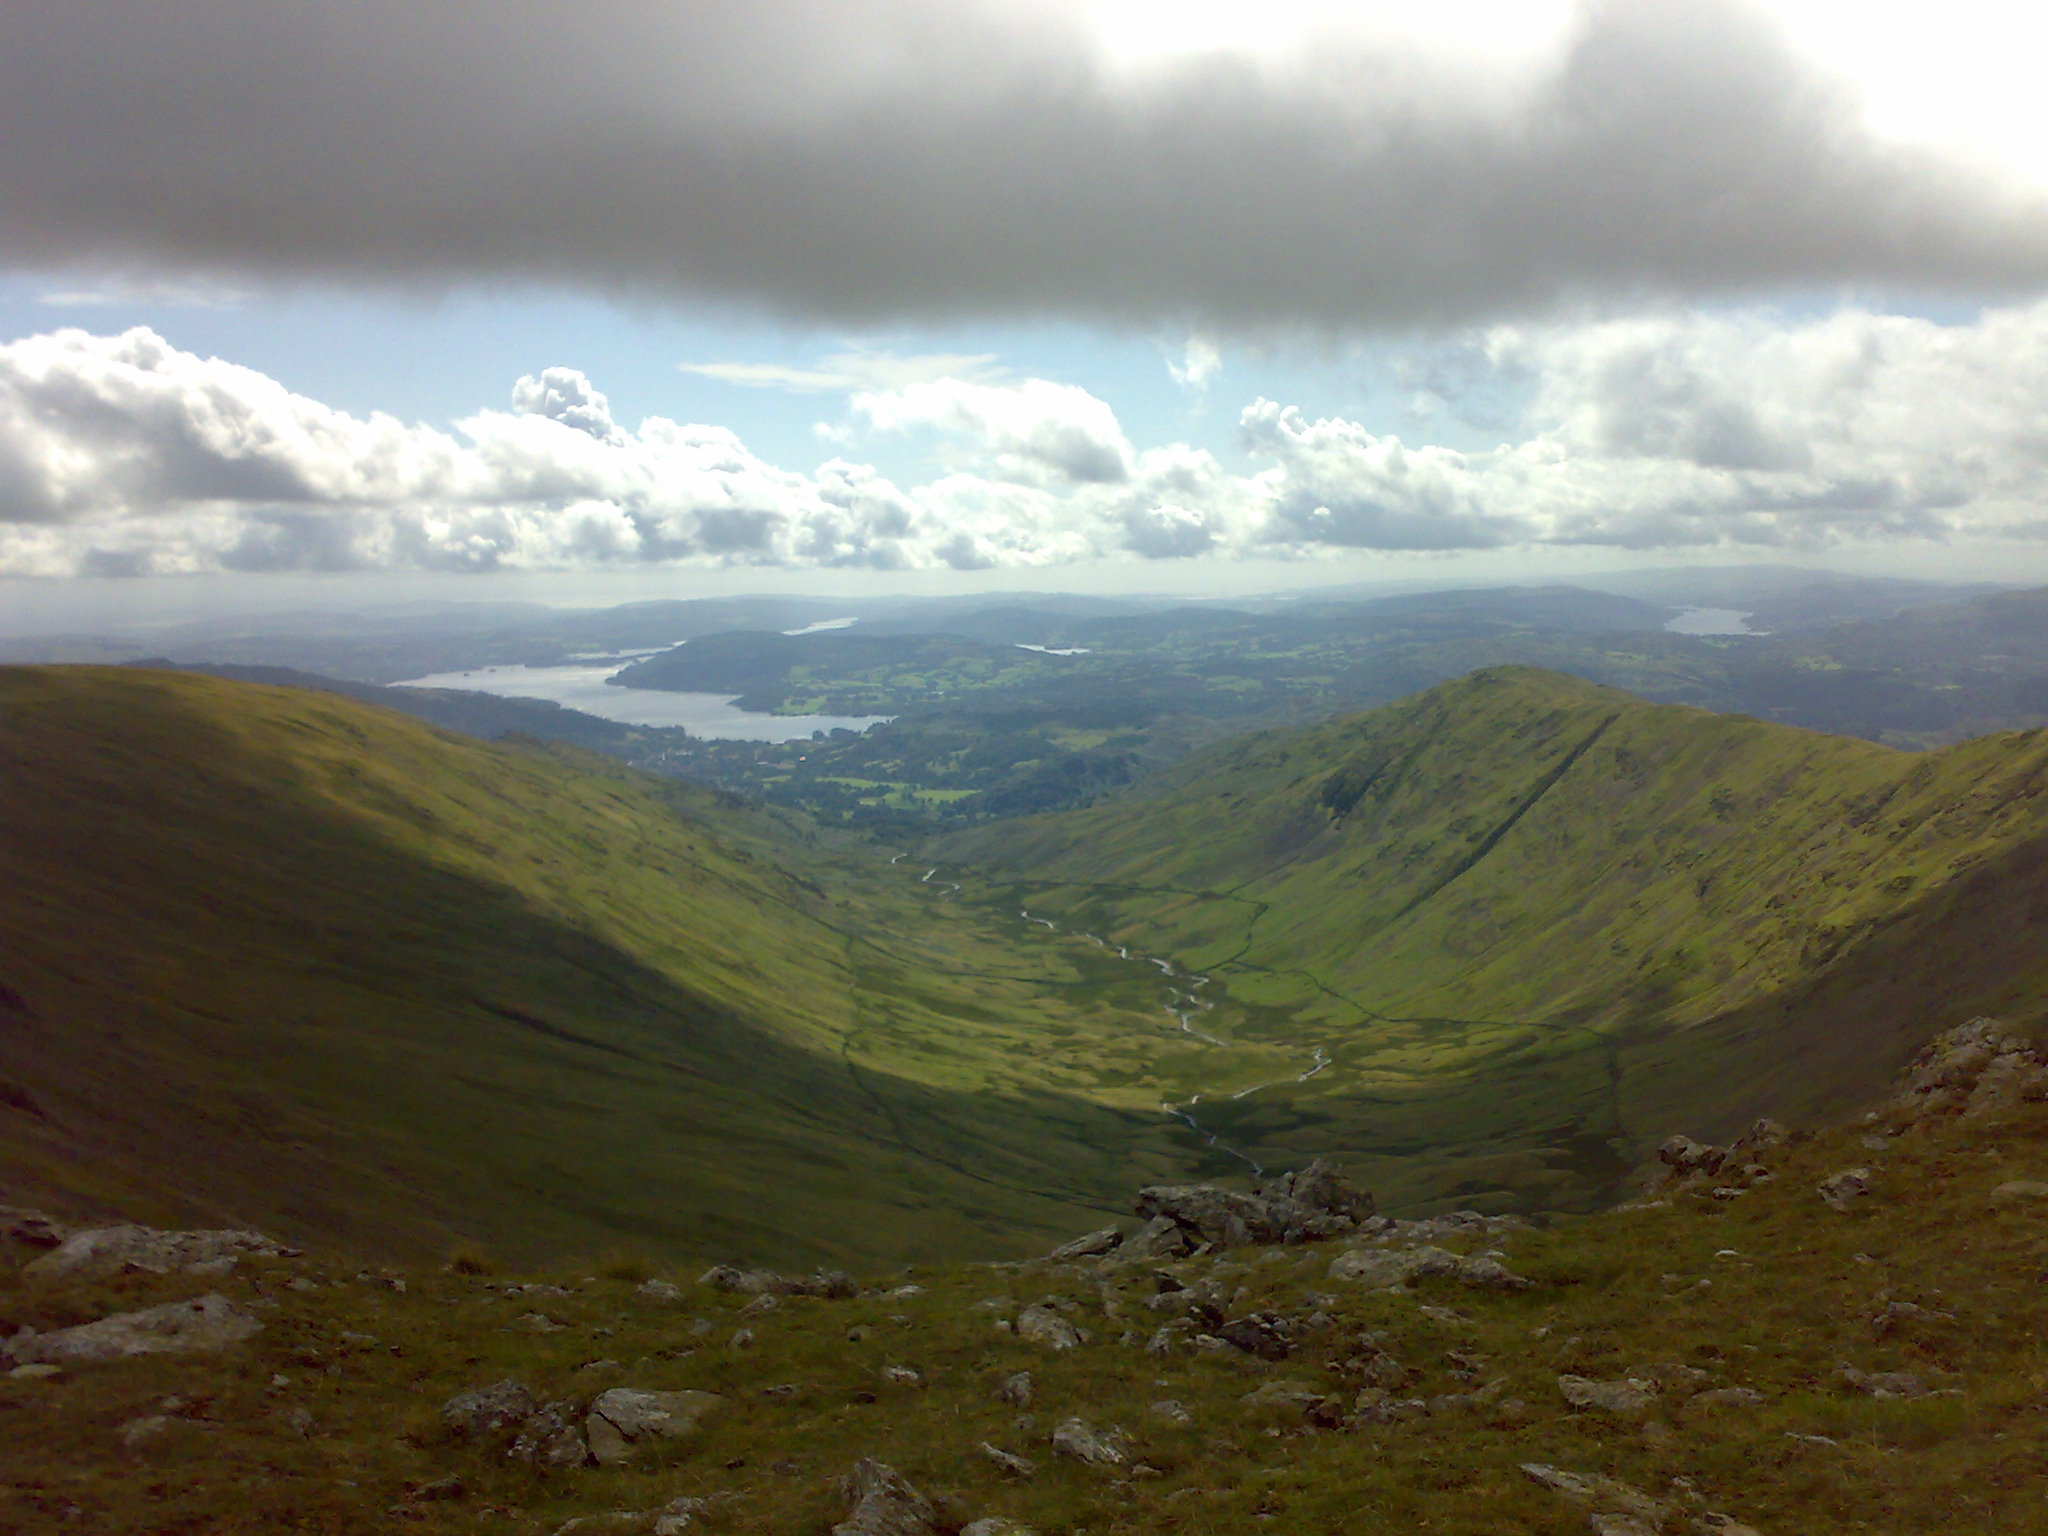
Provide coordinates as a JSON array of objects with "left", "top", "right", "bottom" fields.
[
  {"left": 4, "top": 1, "right": 2047, "bottom": 330},
  {"left": 681, "top": 348, "right": 1005, "bottom": 394},
  {"left": 852, "top": 378, "right": 1135, "bottom": 485},
  {"left": 510, "top": 367, "right": 623, "bottom": 443},
  {"left": 12, "top": 308, "right": 2048, "bottom": 578},
  {"left": 1168, "top": 338, "right": 1223, "bottom": 390}
]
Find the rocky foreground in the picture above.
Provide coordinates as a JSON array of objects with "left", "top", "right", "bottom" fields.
[{"left": 6, "top": 1021, "right": 2048, "bottom": 1534}]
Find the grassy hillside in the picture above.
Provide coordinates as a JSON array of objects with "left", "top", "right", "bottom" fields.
[
  {"left": 0, "top": 668, "right": 1226, "bottom": 1269},
  {"left": 936, "top": 667, "right": 2048, "bottom": 1211},
  {"left": 9, "top": 1022, "right": 2048, "bottom": 1536}
]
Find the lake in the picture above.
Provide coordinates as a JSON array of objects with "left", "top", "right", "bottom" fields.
[{"left": 392, "top": 662, "right": 894, "bottom": 741}]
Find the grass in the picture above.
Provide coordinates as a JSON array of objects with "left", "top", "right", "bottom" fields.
[
  {"left": 0, "top": 667, "right": 1237, "bottom": 1269},
  {"left": 9, "top": 1053, "right": 2048, "bottom": 1533},
  {"left": 936, "top": 666, "right": 2048, "bottom": 1214}
]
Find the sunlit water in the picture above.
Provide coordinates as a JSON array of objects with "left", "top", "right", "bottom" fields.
[
  {"left": 1663, "top": 607, "right": 1759, "bottom": 636},
  {"left": 392, "top": 662, "right": 894, "bottom": 741}
]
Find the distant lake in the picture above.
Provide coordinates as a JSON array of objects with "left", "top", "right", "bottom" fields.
[
  {"left": 1663, "top": 607, "right": 1759, "bottom": 636},
  {"left": 392, "top": 663, "right": 894, "bottom": 741}
]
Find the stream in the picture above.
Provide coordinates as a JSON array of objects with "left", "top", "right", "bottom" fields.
[{"left": 890, "top": 854, "right": 1329, "bottom": 1176}]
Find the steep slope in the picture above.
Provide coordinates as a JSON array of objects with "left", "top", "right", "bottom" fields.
[
  {"left": 937, "top": 667, "right": 2048, "bottom": 1210},
  {"left": 0, "top": 668, "right": 1212, "bottom": 1268}
]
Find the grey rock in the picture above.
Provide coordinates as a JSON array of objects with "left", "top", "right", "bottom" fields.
[
  {"left": 1521, "top": 1464, "right": 1673, "bottom": 1526},
  {"left": 1327, "top": 1244, "right": 1463, "bottom": 1289},
  {"left": 1149, "top": 1398, "right": 1192, "bottom": 1423},
  {"left": 1988, "top": 1179, "right": 2048, "bottom": 1205},
  {"left": 1456, "top": 1253, "right": 1534, "bottom": 1290},
  {"left": 1557, "top": 1374, "right": 1659, "bottom": 1414},
  {"left": 26, "top": 1225, "right": 293, "bottom": 1279},
  {"left": 1216, "top": 1310, "right": 1293, "bottom": 1361},
  {"left": 1817, "top": 1169, "right": 1873, "bottom": 1213},
  {"left": 833, "top": 1458, "right": 940, "bottom": 1536},
  {"left": 443, "top": 1380, "right": 538, "bottom": 1439},
  {"left": 587, "top": 1387, "right": 725, "bottom": 1465},
  {"left": 5, "top": 1293, "right": 260, "bottom": 1365},
  {"left": 698, "top": 1264, "right": 857, "bottom": 1299},
  {"left": 1351, "top": 1388, "right": 1429, "bottom": 1423},
  {"left": 1014, "top": 1305, "right": 1088, "bottom": 1351},
  {"left": 1134, "top": 1159, "right": 1372, "bottom": 1249},
  {"left": 9, "top": 1362, "right": 60, "bottom": 1381},
  {"left": 1046, "top": 1226, "right": 1124, "bottom": 1262},
  {"left": 959, "top": 1521, "right": 1039, "bottom": 1536},
  {"left": 1049, "top": 1417, "right": 1127, "bottom": 1467},
  {"left": 510, "top": 1400, "right": 592, "bottom": 1467},
  {"left": 637, "top": 1278, "right": 686, "bottom": 1302},
  {"left": 978, "top": 1441, "right": 1037, "bottom": 1477},
  {"left": 1838, "top": 1366, "right": 1928, "bottom": 1400},
  {"left": 996, "top": 1370, "right": 1033, "bottom": 1407},
  {"left": 1116, "top": 1214, "right": 1195, "bottom": 1261},
  {"left": 1239, "top": 1379, "right": 1330, "bottom": 1420},
  {"left": 1659, "top": 1134, "right": 1727, "bottom": 1179}
]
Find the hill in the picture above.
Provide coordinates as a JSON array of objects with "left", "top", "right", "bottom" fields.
[
  {"left": 935, "top": 667, "right": 2048, "bottom": 1213},
  {"left": 5, "top": 1019, "right": 2046, "bottom": 1535},
  {"left": 0, "top": 667, "right": 1226, "bottom": 1269}
]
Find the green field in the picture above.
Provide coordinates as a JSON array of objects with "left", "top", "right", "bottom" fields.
[{"left": 938, "top": 666, "right": 2048, "bottom": 1212}]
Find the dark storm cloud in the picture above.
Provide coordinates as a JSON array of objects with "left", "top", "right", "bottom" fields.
[{"left": 4, "top": 1, "right": 2046, "bottom": 328}]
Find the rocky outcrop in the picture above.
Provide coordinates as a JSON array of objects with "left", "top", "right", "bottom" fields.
[
  {"left": 832, "top": 1458, "right": 940, "bottom": 1536},
  {"left": 443, "top": 1380, "right": 539, "bottom": 1440},
  {"left": 1816, "top": 1169, "right": 1872, "bottom": 1213},
  {"left": 1014, "top": 1305, "right": 1088, "bottom": 1350},
  {"left": 1557, "top": 1374, "right": 1658, "bottom": 1415},
  {"left": 586, "top": 1388, "right": 725, "bottom": 1466},
  {"left": 1132, "top": 1159, "right": 1373, "bottom": 1249},
  {"left": 4, "top": 1293, "right": 261, "bottom": 1364},
  {"left": 1044, "top": 1227, "right": 1123, "bottom": 1262},
  {"left": 510, "top": 1400, "right": 592, "bottom": 1467},
  {"left": 1049, "top": 1417, "right": 1127, "bottom": 1467},
  {"left": 1522, "top": 1463, "right": 1765, "bottom": 1535},
  {"left": 699, "top": 1265, "right": 857, "bottom": 1299},
  {"left": 1893, "top": 1018, "right": 2048, "bottom": 1122},
  {"left": 26, "top": 1225, "right": 296, "bottom": 1279},
  {"left": 0, "top": 1205, "right": 68, "bottom": 1249},
  {"left": 1328, "top": 1244, "right": 1530, "bottom": 1291}
]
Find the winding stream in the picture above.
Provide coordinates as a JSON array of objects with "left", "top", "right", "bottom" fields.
[{"left": 906, "top": 865, "right": 1331, "bottom": 1176}]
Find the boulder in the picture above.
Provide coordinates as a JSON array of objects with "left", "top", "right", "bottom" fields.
[
  {"left": 510, "top": 1401, "right": 592, "bottom": 1467},
  {"left": 1327, "top": 1245, "right": 1463, "bottom": 1289},
  {"left": 1989, "top": 1179, "right": 2048, "bottom": 1206},
  {"left": 587, "top": 1388, "right": 725, "bottom": 1466},
  {"left": 1014, "top": 1305, "right": 1088, "bottom": 1351},
  {"left": 996, "top": 1371, "right": 1033, "bottom": 1407},
  {"left": 1838, "top": 1366, "right": 1928, "bottom": 1400},
  {"left": 1049, "top": 1417, "right": 1127, "bottom": 1467},
  {"left": 26, "top": 1225, "right": 294, "bottom": 1279},
  {"left": 637, "top": 1279, "right": 686, "bottom": 1303},
  {"left": 698, "top": 1264, "right": 857, "bottom": 1299},
  {"left": 1045, "top": 1227, "right": 1123, "bottom": 1262},
  {"left": 1216, "top": 1311, "right": 1293, "bottom": 1361},
  {"left": 832, "top": 1458, "right": 940, "bottom": 1536},
  {"left": 443, "top": 1380, "right": 539, "bottom": 1440},
  {"left": 1240, "top": 1379, "right": 1333, "bottom": 1422},
  {"left": 1134, "top": 1159, "right": 1373, "bottom": 1249},
  {"left": 1895, "top": 1018, "right": 2048, "bottom": 1121},
  {"left": 959, "top": 1521, "right": 1039, "bottom": 1536},
  {"left": 1817, "top": 1169, "right": 1873, "bottom": 1214},
  {"left": 978, "top": 1441, "right": 1037, "bottom": 1477},
  {"left": 1557, "top": 1374, "right": 1659, "bottom": 1415},
  {"left": 4, "top": 1293, "right": 261, "bottom": 1365}
]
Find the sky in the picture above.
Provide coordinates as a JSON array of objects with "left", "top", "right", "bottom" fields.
[{"left": 6, "top": 0, "right": 2048, "bottom": 628}]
